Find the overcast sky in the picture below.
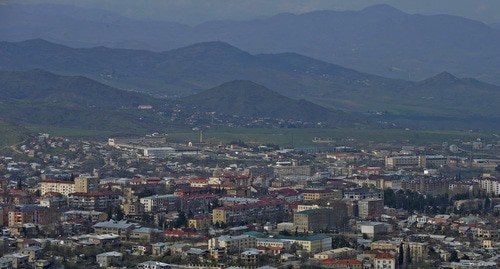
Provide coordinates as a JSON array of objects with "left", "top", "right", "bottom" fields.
[{"left": 8, "top": 0, "right": 500, "bottom": 25}]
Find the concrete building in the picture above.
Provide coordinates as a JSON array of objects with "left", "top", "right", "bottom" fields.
[
  {"left": 208, "top": 235, "right": 256, "bottom": 253},
  {"left": 40, "top": 179, "right": 75, "bottom": 196},
  {"left": 8, "top": 206, "right": 49, "bottom": 227},
  {"left": 139, "top": 195, "right": 180, "bottom": 213},
  {"left": 358, "top": 199, "right": 384, "bottom": 218},
  {"left": 74, "top": 176, "right": 100, "bottom": 193},
  {"left": 374, "top": 253, "right": 396, "bottom": 269},
  {"left": 3, "top": 254, "right": 28, "bottom": 269},
  {"left": 301, "top": 189, "right": 342, "bottom": 201},
  {"left": 93, "top": 220, "right": 136, "bottom": 241},
  {"left": 294, "top": 208, "right": 346, "bottom": 232},
  {"left": 212, "top": 199, "right": 288, "bottom": 225},
  {"left": 96, "top": 251, "right": 123, "bottom": 267},
  {"left": 68, "top": 192, "right": 121, "bottom": 211}
]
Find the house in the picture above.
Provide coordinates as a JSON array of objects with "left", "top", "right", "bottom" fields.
[
  {"left": 151, "top": 243, "right": 168, "bottom": 256},
  {"left": 3, "top": 254, "right": 28, "bottom": 269},
  {"left": 20, "top": 246, "right": 43, "bottom": 262},
  {"left": 96, "top": 252, "right": 123, "bottom": 268},
  {"left": 0, "top": 258, "right": 12, "bottom": 269}
]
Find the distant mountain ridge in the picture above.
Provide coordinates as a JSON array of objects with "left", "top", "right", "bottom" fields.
[
  {"left": 182, "top": 80, "right": 357, "bottom": 126},
  {"left": 0, "top": 39, "right": 410, "bottom": 111},
  {"left": 2, "top": 3, "right": 500, "bottom": 84}
]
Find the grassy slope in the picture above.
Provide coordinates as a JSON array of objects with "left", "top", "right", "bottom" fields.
[{"left": 0, "top": 119, "right": 30, "bottom": 148}]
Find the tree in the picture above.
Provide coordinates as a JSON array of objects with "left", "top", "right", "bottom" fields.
[
  {"left": 448, "top": 250, "right": 459, "bottom": 262},
  {"left": 174, "top": 212, "right": 187, "bottom": 228},
  {"left": 398, "top": 243, "right": 404, "bottom": 266}
]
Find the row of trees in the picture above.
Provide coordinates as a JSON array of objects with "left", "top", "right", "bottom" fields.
[{"left": 384, "top": 188, "right": 494, "bottom": 214}]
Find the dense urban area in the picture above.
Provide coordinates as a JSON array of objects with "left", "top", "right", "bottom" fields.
[{"left": 0, "top": 132, "right": 498, "bottom": 269}]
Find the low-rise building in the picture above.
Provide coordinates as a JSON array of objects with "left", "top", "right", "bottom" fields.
[{"left": 96, "top": 251, "right": 123, "bottom": 268}]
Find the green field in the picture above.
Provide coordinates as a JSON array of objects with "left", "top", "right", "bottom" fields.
[
  {"left": 18, "top": 125, "right": 495, "bottom": 147},
  {"left": 165, "top": 127, "right": 493, "bottom": 147}
]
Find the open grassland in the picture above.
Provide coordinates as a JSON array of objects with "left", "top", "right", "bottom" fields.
[
  {"left": 19, "top": 125, "right": 496, "bottom": 147},
  {"left": 165, "top": 128, "right": 495, "bottom": 147}
]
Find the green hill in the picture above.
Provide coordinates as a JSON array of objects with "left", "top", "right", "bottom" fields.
[
  {"left": 0, "top": 69, "right": 166, "bottom": 132},
  {"left": 0, "top": 119, "right": 30, "bottom": 148},
  {"left": 182, "top": 80, "right": 358, "bottom": 126}
]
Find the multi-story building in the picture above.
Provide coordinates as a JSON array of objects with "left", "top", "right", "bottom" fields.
[
  {"left": 63, "top": 210, "right": 108, "bottom": 222},
  {"left": 180, "top": 194, "right": 217, "bottom": 212},
  {"left": 476, "top": 177, "right": 500, "bottom": 195},
  {"left": 139, "top": 195, "right": 180, "bottom": 213},
  {"left": 208, "top": 235, "right": 256, "bottom": 254},
  {"left": 294, "top": 208, "right": 346, "bottom": 232},
  {"left": 212, "top": 199, "right": 288, "bottom": 225},
  {"left": 93, "top": 220, "right": 136, "bottom": 241},
  {"left": 344, "top": 188, "right": 384, "bottom": 200},
  {"left": 8, "top": 206, "right": 49, "bottom": 227},
  {"left": 0, "top": 204, "right": 15, "bottom": 227},
  {"left": 374, "top": 253, "right": 396, "bottom": 269},
  {"left": 74, "top": 176, "right": 100, "bottom": 193},
  {"left": 385, "top": 155, "right": 450, "bottom": 170},
  {"left": 68, "top": 192, "right": 121, "bottom": 211},
  {"left": 301, "top": 189, "right": 342, "bottom": 201},
  {"left": 358, "top": 199, "right": 384, "bottom": 218},
  {"left": 40, "top": 179, "right": 75, "bottom": 196},
  {"left": 3, "top": 254, "right": 28, "bottom": 269},
  {"left": 96, "top": 251, "right": 123, "bottom": 268}
]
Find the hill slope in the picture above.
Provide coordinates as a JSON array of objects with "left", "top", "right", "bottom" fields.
[
  {"left": 2, "top": 3, "right": 500, "bottom": 84},
  {"left": 0, "top": 39, "right": 410, "bottom": 111},
  {"left": 182, "top": 80, "right": 356, "bottom": 126},
  {"left": 0, "top": 70, "right": 165, "bottom": 131}
]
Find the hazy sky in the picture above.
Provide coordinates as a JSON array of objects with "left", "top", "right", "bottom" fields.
[{"left": 7, "top": 0, "right": 500, "bottom": 25}]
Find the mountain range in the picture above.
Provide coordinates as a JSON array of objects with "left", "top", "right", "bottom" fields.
[
  {"left": 0, "top": 39, "right": 410, "bottom": 112},
  {"left": 1, "top": 39, "right": 499, "bottom": 123},
  {"left": 1, "top": 3, "right": 500, "bottom": 85}
]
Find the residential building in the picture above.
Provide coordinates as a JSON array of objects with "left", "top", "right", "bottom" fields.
[
  {"left": 139, "top": 195, "right": 180, "bottom": 213},
  {"left": 294, "top": 208, "right": 346, "bottom": 232},
  {"left": 40, "top": 179, "right": 75, "bottom": 196},
  {"left": 208, "top": 235, "right": 256, "bottom": 253},
  {"left": 3, "top": 254, "right": 28, "bottom": 269},
  {"left": 96, "top": 251, "right": 123, "bottom": 268},
  {"left": 374, "top": 253, "right": 396, "bottom": 269},
  {"left": 301, "top": 189, "right": 342, "bottom": 201},
  {"left": 358, "top": 199, "right": 384, "bottom": 218},
  {"left": 8, "top": 206, "right": 49, "bottom": 227},
  {"left": 93, "top": 220, "right": 136, "bottom": 241},
  {"left": 74, "top": 176, "right": 100, "bottom": 193},
  {"left": 212, "top": 199, "right": 288, "bottom": 225},
  {"left": 68, "top": 192, "right": 121, "bottom": 211}
]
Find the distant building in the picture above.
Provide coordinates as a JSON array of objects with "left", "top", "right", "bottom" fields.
[
  {"left": 8, "top": 206, "right": 49, "bottom": 227},
  {"left": 212, "top": 199, "right": 288, "bottom": 225},
  {"left": 40, "top": 179, "right": 75, "bottom": 196},
  {"left": 294, "top": 208, "right": 346, "bottom": 232},
  {"left": 358, "top": 199, "right": 384, "bottom": 218},
  {"left": 74, "top": 176, "right": 100, "bottom": 193},
  {"left": 96, "top": 251, "right": 123, "bottom": 268}
]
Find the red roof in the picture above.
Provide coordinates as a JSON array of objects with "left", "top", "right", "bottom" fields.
[
  {"left": 375, "top": 253, "right": 395, "bottom": 259},
  {"left": 69, "top": 192, "right": 118, "bottom": 197},
  {"left": 182, "top": 193, "right": 215, "bottom": 199},
  {"left": 214, "top": 199, "right": 287, "bottom": 211},
  {"left": 321, "top": 259, "right": 362, "bottom": 265}
]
